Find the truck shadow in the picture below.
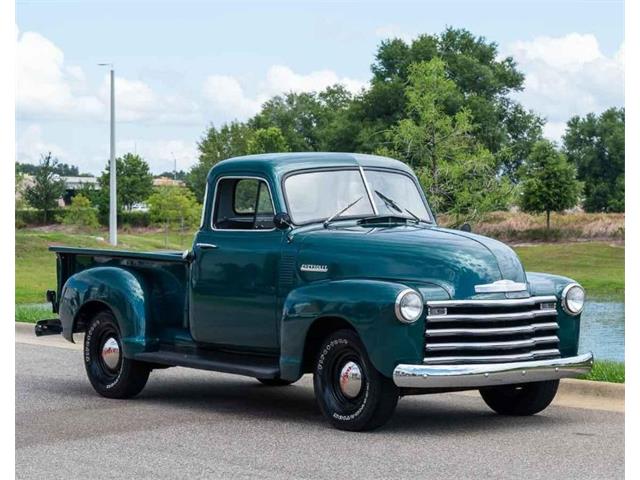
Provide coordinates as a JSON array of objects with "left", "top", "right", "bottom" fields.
[{"left": 130, "top": 373, "right": 569, "bottom": 435}]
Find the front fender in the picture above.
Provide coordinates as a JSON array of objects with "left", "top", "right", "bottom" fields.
[
  {"left": 59, "top": 267, "right": 150, "bottom": 357},
  {"left": 279, "top": 279, "right": 427, "bottom": 381},
  {"left": 527, "top": 271, "right": 583, "bottom": 357}
]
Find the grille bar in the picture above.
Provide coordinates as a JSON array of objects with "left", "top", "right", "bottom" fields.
[
  {"left": 425, "top": 335, "right": 559, "bottom": 352},
  {"left": 426, "top": 322, "right": 559, "bottom": 337},
  {"left": 426, "top": 295, "right": 557, "bottom": 308},
  {"left": 427, "top": 309, "right": 556, "bottom": 323},
  {"left": 423, "top": 349, "right": 561, "bottom": 365}
]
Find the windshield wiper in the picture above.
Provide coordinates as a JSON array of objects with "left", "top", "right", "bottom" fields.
[
  {"left": 323, "top": 196, "right": 363, "bottom": 228},
  {"left": 374, "top": 190, "right": 428, "bottom": 224}
]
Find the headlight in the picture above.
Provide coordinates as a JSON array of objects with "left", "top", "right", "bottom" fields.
[
  {"left": 395, "top": 289, "right": 423, "bottom": 323},
  {"left": 561, "top": 283, "right": 585, "bottom": 315}
]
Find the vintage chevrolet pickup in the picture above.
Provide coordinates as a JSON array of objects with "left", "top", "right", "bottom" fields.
[{"left": 37, "top": 152, "right": 593, "bottom": 431}]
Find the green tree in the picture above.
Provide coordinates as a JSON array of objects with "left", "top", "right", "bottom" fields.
[
  {"left": 385, "top": 59, "right": 510, "bottom": 225},
  {"left": 563, "top": 108, "right": 624, "bottom": 212},
  {"left": 246, "top": 127, "right": 290, "bottom": 154},
  {"left": 186, "top": 122, "right": 253, "bottom": 202},
  {"left": 16, "top": 161, "right": 81, "bottom": 176},
  {"left": 23, "top": 152, "right": 66, "bottom": 223},
  {"left": 62, "top": 194, "right": 99, "bottom": 229},
  {"left": 147, "top": 187, "right": 201, "bottom": 245},
  {"left": 519, "top": 140, "right": 582, "bottom": 229},
  {"left": 351, "top": 28, "right": 542, "bottom": 177},
  {"left": 249, "top": 85, "right": 355, "bottom": 152},
  {"left": 97, "top": 153, "right": 153, "bottom": 213}
]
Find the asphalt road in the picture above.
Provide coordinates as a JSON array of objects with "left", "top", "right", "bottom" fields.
[{"left": 16, "top": 333, "right": 624, "bottom": 480}]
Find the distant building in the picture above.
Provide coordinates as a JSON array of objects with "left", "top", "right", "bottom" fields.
[
  {"left": 61, "top": 176, "right": 99, "bottom": 206},
  {"left": 153, "top": 176, "right": 185, "bottom": 187}
]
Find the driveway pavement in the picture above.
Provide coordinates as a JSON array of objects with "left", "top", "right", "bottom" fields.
[{"left": 16, "top": 327, "right": 624, "bottom": 479}]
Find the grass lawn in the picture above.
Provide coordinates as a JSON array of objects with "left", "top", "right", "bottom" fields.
[
  {"left": 579, "top": 360, "right": 625, "bottom": 383},
  {"left": 514, "top": 242, "right": 624, "bottom": 302}
]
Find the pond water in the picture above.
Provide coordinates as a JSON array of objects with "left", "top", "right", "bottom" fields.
[{"left": 578, "top": 301, "right": 625, "bottom": 362}]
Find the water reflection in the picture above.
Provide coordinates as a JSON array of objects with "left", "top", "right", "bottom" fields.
[{"left": 579, "top": 301, "right": 625, "bottom": 362}]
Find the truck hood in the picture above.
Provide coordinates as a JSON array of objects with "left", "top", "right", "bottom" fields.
[{"left": 293, "top": 224, "right": 526, "bottom": 299}]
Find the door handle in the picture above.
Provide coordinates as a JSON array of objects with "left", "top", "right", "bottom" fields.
[{"left": 196, "top": 243, "right": 218, "bottom": 250}]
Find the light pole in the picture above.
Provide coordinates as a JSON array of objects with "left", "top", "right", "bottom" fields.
[{"left": 99, "top": 63, "right": 117, "bottom": 245}]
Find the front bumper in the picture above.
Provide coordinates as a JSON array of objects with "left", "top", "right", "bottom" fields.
[{"left": 393, "top": 352, "right": 594, "bottom": 389}]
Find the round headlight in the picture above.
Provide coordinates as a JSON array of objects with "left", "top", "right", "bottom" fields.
[
  {"left": 561, "top": 283, "right": 585, "bottom": 315},
  {"left": 395, "top": 289, "right": 423, "bottom": 323}
]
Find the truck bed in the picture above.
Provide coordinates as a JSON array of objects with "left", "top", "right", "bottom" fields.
[{"left": 49, "top": 245, "right": 191, "bottom": 331}]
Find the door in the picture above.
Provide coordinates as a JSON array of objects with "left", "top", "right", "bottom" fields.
[{"left": 190, "top": 176, "right": 283, "bottom": 352}]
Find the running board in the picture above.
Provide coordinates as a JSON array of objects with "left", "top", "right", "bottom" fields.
[{"left": 134, "top": 349, "right": 280, "bottom": 379}]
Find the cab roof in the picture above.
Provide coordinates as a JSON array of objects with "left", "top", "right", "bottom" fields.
[{"left": 207, "top": 152, "right": 414, "bottom": 181}]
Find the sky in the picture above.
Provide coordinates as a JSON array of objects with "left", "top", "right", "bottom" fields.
[{"left": 15, "top": 0, "right": 625, "bottom": 175}]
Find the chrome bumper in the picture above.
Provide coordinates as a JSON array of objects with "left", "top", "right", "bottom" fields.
[{"left": 393, "top": 352, "right": 594, "bottom": 389}]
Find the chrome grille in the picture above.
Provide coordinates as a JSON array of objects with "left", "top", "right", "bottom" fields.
[{"left": 424, "top": 296, "right": 560, "bottom": 365}]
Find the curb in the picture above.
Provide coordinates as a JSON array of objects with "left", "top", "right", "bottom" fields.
[
  {"left": 559, "top": 378, "right": 625, "bottom": 401},
  {"left": 15, "top": 321, "right": 37, "bottom": 334}
]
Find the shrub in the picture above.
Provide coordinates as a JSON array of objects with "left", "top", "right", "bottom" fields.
[
  {"left": 62, "top": 194, "right": 99, "bottom": 229},
  {"left": 15, "top": 208, "right": 65, "bottom": 227}
]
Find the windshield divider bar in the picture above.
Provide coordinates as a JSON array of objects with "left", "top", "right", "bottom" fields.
[{"left": 359, "top": 166, "right": 378, "bottom": 216}]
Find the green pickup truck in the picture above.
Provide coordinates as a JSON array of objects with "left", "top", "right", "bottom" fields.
[{"left": 37, "top": 152, "right": 593, "bottom": 431}]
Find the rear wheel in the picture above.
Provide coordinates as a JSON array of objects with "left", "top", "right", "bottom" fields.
[
  {"left": 256, "top": 378, "right": 294, "bottom": 386},
  {"left": 84, "top": 310, "right": 150, "bottom": 399},
  {"left": 480, "top": 380, "right": 559, "bottom": 415},
  {"left": 313, "top": 329, "right": 398, "bottom": 431}
]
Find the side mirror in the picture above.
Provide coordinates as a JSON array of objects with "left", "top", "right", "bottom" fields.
[
  {"left": 460, "top": 223, "right": 472, "bottom": 232},
  {"left": 273, "top": 212, "right": 292, "bottom": 230}
]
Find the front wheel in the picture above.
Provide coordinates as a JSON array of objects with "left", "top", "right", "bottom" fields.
[
  {"left": 84, "top": 310, "right": 151, "bottom": 399},
  {"left": 313, "top": 329, "right": 398, "bottom": 431},
  {"left": 480, "top": 380, "right": 559, "bottom": 416}
]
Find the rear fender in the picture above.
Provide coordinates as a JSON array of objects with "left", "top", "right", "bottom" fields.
[{"left": 58, "top": 267, "right": 150, "bottom": 357}]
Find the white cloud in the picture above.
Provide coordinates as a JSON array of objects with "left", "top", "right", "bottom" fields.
[
  {"left": 374, "top": 24, "right": 414, "bottom": 43},
  {"left": 16, "top": 31, "right": 102, "bottom": 120},
  {"left": 264, "top": 65, "right": 366, "bottom": 96},
  {"left": 17, "top": 30, "right": 200, "bottom": 125},
  {"left": 202, "top": 75, "right": 265, "bottom": 120},
  {"left": 16, "top": 124, "right": 67, "bottom": 164},
  {"left": 97, "top": 76, "right": 201, "bottom": 124},
  {"left": 542, "top": 122, "right": 568, "bottom": 143},
  {"left": 505, "top": 33, "right": 624, "bottom": 140},
  {"left": 115, "top": 139, "right": 199, "bottom": 173},
  {"left": 202, "top": 65, "right": 366, "bottom": 121}
]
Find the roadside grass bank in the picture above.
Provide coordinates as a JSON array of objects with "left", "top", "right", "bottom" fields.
[
  {"left": 514, "top": 242, "right": 624, "bottom": 302},
  {"left": 15, "top": 304, "right": 54, "bottom": 323},
  {"left": 441, "top": 211, "right": 625, "bottom": 243},
  {"left": 579, "top": 360, "right": 625, "bottom": 383}
]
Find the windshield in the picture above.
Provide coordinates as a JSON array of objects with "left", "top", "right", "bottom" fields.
[
  {"left": 365, "top": 170, "right": 430, "bottom": 220},
  {"left": 284, "top": 168, "right": 431, "bottom": 225},
  {"left": 284, "top": 170, "right": 374, "bottom": 224}
]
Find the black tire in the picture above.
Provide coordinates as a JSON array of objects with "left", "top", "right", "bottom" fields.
[
  {"left": 84, "top": 310, "right": 151, "bottom": 399},
  {"left": 313, "top": 329, "right": 398, "bottom": 431},
  {"left": 256, "top": 378, "right": 294, "bottom": 386},
  {"left": 480, "top": 380, "right": 559, "bottom": 416}
]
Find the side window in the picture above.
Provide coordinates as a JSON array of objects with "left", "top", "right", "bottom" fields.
[
  {"left": 213, "top": 177, "right": 275, "bottom": 230},
  {"left": 234, "top": 179, "right": 259, "bottom": 214}
]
